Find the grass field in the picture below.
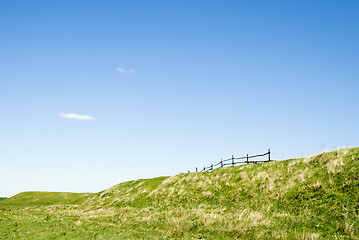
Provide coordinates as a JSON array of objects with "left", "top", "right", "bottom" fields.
[
  {"left": 0, "top": 192, "right": 92, "bottom": 208},
  {"left": 1, "top": 147, "right": 358, "bottom": 239}
]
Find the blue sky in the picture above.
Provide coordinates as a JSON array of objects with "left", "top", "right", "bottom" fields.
[{"left": 1, "top": 0, "right": 358, "bottom": 197}]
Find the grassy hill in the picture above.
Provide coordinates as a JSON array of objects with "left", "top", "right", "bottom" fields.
[
  {"left": 0, "top": 191, "right": 92, "bottom": 208},
  {"left": 0, "top": 147, "right": 358, "bottom": 239}
]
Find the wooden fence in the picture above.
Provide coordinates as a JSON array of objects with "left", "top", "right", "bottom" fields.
[{"left": 189, "top": 149, "right": 272, "bottom": 173}]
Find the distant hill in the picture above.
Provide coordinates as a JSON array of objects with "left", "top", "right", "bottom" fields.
[
  {"left": 1, "top": 147, "right": 358, "bottom": 239},
  {"left": 0, "top": 191, "right": 92, "bottom": 208}
]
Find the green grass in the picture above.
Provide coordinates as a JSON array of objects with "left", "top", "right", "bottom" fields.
[
  {"left": 0, "top": 192, "right": 93, "bottom": 208},
  {"left": 1, "top": 147, "right": 358, "bottom": 239}
]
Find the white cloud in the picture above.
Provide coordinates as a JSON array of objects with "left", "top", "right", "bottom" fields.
[
  {"left": 116, "top": 67, "right": 135, "bottom": 73},
  {"left": 116, "top": 67, "right": 126, "bottom": 73},
  {"left": 59, "top": 112, "right": 95, "bottom": 120}
]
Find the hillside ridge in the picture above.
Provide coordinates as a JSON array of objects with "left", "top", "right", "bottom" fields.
[{"left": 1, "top": 147, "right": 358, "bottom": 239}]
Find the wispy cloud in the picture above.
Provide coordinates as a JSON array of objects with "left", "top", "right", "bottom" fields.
[
  {"left": 116, "top": 67, "right": 136, "bottom": 73},
  {"left": 116, "top": 67, "right": 126, "bottom": 73},
  {"left": 59, "top": 112, "right": 95, "bottom": 120}
]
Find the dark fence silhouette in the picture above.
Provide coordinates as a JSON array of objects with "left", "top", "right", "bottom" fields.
[{"left": 189, "top": 149, "right": 272, "bottom": 173}]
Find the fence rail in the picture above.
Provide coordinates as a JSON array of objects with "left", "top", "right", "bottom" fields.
[{"left": 189, "top": 149, "right": 272, "bottom": 173}]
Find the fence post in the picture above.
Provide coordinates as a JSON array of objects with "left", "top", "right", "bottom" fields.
[
  {"left": 268, "top": 149, "right": 271, "bottom": 161},
  {"left": 196, "top": 167, "right": 198, "bottom": 172},
  {"left": 246, "top": 154, "right": 249, "bottom": 164},
  {"left": 211, "top": 164, "right": 213, "bottom": 171},
  {"left": 232, "top": 155, "right": 234, "bottom": 166},
  {"left": 220, "top": 159, "right": 223, "bottom": 168}
]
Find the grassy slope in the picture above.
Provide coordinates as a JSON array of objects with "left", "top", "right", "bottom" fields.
[
  {"left": 0, "top": 147, "right": 358, "bottom": 239},
  {"left": 0, "top": 192, "right": 93, "bottom": 208}
]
